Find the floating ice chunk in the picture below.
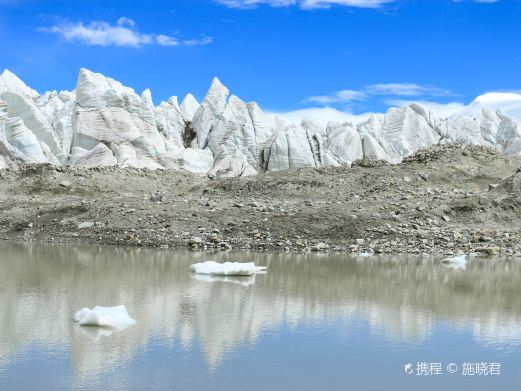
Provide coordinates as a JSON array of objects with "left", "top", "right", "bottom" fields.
[
  {"left": 358, "top": 252, "right": 373, "bottom": 257},
  {"left": 441, "top": 255, "right": 467, "bottom": 270},
  {"left": 189, "top": 261, "right": 266, "bottom": 276},
  {"left": 73, "top": 305, "right": 136, "bottom": 328}
]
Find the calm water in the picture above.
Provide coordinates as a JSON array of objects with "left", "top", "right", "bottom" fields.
[{"left": 1, "top": 242, "right": 521, "bottom": 390}]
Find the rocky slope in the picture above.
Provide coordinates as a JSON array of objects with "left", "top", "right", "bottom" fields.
[
  {"left": 2, "top": 68, "right": 521, "bottom": 177},
  {"left": 2, "top": 144, "right": 521, "bottom": 256}
]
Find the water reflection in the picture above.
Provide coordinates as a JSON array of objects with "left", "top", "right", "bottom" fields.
[
  {"left": 0, "top": 242, "right": 521, "bottom": 380},
  {"left": 190, "top": 273, "right": 257, "bottom": 286}
]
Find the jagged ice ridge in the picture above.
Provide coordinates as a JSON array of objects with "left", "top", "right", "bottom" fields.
[{"left": 2, "top": 68, "right": 521, "bottom": 177}]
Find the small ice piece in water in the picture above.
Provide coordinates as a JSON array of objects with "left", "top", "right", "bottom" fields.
[
  {"left": 189, "top": 261, "right": 266, "bottom": 276},
  {"left": 73, "top": 305, "right": 136, "bottom": 328},
  {"left": 358, "top": 252, "right": 373, "bottom": 257},
  {"left": 441, "top": 255, "right": 467, "bottom": 270}
]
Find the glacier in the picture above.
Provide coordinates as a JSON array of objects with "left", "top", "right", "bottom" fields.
[{"left": 2, "top": 68, "right": 521, "bottom": 176}]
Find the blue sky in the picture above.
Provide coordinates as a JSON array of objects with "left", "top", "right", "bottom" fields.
[{"left": 0, "top": 0, "right": 520, "bottom": 119}]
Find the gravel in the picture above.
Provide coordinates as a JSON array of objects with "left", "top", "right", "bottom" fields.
[{"left": 1, "top": 144, "right": 521, "bottom": 256}]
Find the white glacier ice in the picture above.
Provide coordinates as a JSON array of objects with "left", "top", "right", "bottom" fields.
[
  {"left": 190, "top": 261, "right": 267, "bottom": 276},
  {"left": 73, "top": 305, "right": 136, "bottom": 328},
  {"left": 2, "top": 68, "right": 521, "bottom": 177},
  {"left": 0, "top": 69, "right": 39, "bottom": 98},
  {"left": 457, "top": 92, "right": 521, "bottom": 119}
]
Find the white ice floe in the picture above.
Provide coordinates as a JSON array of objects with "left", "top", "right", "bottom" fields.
[
  {"left": 441, "top": 255, "right": 467, "bottom": 270},
  {"left": 73, "top": 305, "right": 136, "bottom": 328},
  {"left": 189, "top": 261, "right": 267, "bottom": 276}
]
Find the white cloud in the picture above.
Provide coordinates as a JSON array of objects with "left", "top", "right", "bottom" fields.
[
  {"left": 274, "top": 100, "right": 467, "bottom": 127},
  {"left": 155, "top": 34, "right": 180, "bottom": 46},
  {"left": 304, "top": 82, "right": 453, "bottom": 107},
  {"left": 366, "top": 83, "right": 452, "bottom": 97},
  {"left": 117, "top": 17, "right": 137, "bottom": 28},
  {"left": 217, "top": 0, "right": 295, "bottom": 7},
  {"left": 181, "top": 36, "right": 214, "bottom": 46},
  {"left": 386, "top": 92, "right": 521, "bottom": 119},
  {"left": 300, "top": 0, "right": 395, "bottom": 8},
  {"left": 269, "top": 107, "right": 375, "bottom": 126},
  {"left": 42, "top": 18, "right": 212, "bottom": 48},
  {"left": 452, "top": 0, "right": 499, "bottom": 3},
  {"left": 273, "top": 90, "right": 521, "bottom": 127},
  {"left": 216, "top": 0, "right": 395, "bottom": 9},
  {"left": 305, "top": 89, "right": 367, "bottom": 104},
  {"left": 155, "top": 34, "right": 213, "bottom": 47},
  {"left": 385, "top": 99, "right": 466, "bottom": 118}
]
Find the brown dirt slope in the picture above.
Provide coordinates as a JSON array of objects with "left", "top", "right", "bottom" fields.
[{"left": 1, "top": 144, "right": 521, "bottom": 256}]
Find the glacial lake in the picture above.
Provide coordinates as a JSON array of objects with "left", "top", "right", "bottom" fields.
[{"left": 1, "top": 242, "right": 521, "bottom": 390}]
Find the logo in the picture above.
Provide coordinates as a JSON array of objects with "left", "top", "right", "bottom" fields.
[{"left": 404, "top": 363, "right": 414, "bottom": 375}]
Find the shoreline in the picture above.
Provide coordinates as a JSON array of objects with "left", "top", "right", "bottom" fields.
[{"left": 2, "top": 144, "right": 521, "bottom": 257}]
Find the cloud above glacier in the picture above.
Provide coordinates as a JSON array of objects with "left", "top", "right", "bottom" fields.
[
  {"left": 42, "top": 17, "right": 213, "bottom": 48},
  {"left": 385, "top": 99, "right": 466, "bottom": 118},
  {"left": 281, "top": 83, "right": 476, "bottom": 125},
  {"left": 365, "top": 83, "right": 452, "bottom": 97},
  {"left": 452, "top": 0, "right": 499, "bottom": 3},
  {"left": 217, "top": 0, "right": 500, "bottom": 8},
  {"left": 305, "top": 89, "right": 368, "bottom": 104},
  {"left": 274, "top": 100, "right": 467, "bottom": 126},
  {"left": 305, "top": 82, "right": 454, "bottom": 107},
  {"left": 280, "top": 89, "right": 521, "bottom": 126},
  {"left": 216, "top": 0, "right": 396, "bottom": 9},
  {"left": 270, "top": 107, "right": 375, "bottom": 126}
]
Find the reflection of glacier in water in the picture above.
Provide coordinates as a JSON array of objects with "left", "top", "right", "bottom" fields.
[{"left": 1, "top": 242, "right": 521, "bottom": 380}]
